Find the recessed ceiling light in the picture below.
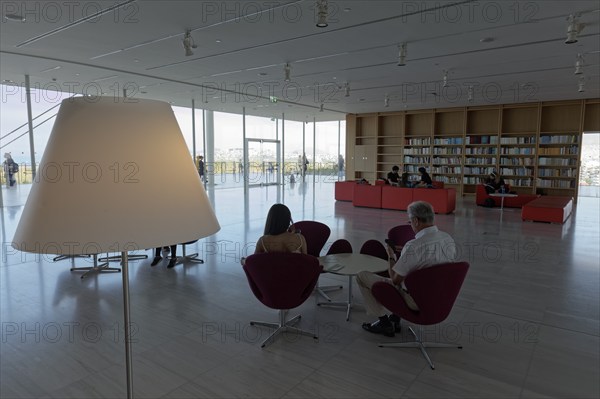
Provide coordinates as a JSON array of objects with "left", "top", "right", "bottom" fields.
[
  {"left": 75, "top": 73, "right": 80, "bottom": 76},
  {"left": 480, "top": 37, "right": 494, "bottom": 43},
  {"left": 4, "top": 14, "right": 25, "bottom": 22},
  {"left": 332, "top": 76, "right": 337, "bottom": 80},
  {"left": 215, "top": 39, "right": 222, "bottom": 43},
  {"left": 343, "top": 8, "right": 351, "bottom": 12},
  {"left": 133, "top": 59, "right": 140, "bottom": 63}
]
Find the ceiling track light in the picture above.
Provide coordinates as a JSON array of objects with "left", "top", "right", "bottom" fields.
[
  {"left": 574, "top": 53, "right": 584, "bottom": 75},
  {"left": 467, "top": 85, "right": 474, "bottom": 102},
  {"left": 397, "top": 43, "right": 407, "bottom": 66},
  {"left": 578, "top": 76, "right": 585, "bottom": 92},
  {"left": 344, "top": 82, "right": 350, "bottom": 97},
  {"left": 565, "top": 14, "right": 582, "bottom": 44},
  {"left": 316, "top": 0, "right": 328, "bottom": 28},
  {"left": 284, "top": 63, "right": 291, "bottom": 82},
  {"left": 442, "top": 70, "right": 449, "bottom": 87},
  {"left": 182, "top": 29, "right": 197, "bottom": 57},
  {"left": 384, "top": 95, "right": 390, "bottom": 108}
]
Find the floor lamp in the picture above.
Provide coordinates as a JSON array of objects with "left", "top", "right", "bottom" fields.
[{"left": 11, "top": 97, "right": 220, "bottom": 399}]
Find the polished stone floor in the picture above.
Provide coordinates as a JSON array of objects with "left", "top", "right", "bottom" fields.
[{"left": 1, "top": 181, "right": 598, "bottom": 398}]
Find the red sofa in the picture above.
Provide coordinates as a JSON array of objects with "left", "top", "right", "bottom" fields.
[
  {"left": 476, "top": 185, "right": 539, "bottom": 208},
  {"left": 522, "top": 196, "right": 573, "bottom": 224},
  {"left": 352, "top": 184, "right": 382, "bottom": 208},
  {"left": 413, "top": 188, "right": 456, "bottom": 214},
  {"left": 380, "top": 187, "right": 456, "bottom": 214},
  {"left": 335, "top": 181, "right": 355, "bottom": 201}
]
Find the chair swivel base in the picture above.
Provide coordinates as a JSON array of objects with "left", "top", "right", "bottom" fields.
[
  {"left": 70, "top": 255, "right": 121, "bottom": 280},
  {"left": 315, "top": 283, "right": 343, "bottom": 302},
  {"left": 250, "top": 312, "right": 318, "bottom": 348},
  {"left": 99, "top": 253, "right": 148, "bottom": 263},
  {"left": 53, "top": 254, "right": 90, "bottom": 262},
  {"left": 378, "top": 326, "right": 462, "bottom": 370},
  {"left": 171, "top": 253, "right": 205, "bottom": 266}
]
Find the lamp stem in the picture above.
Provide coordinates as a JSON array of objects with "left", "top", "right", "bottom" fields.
[{"left": 121, "top": 251, "right": 134, "bottom": 398}]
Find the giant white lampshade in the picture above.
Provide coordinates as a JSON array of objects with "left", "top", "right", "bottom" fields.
[{"left": 11, "top": 96, "right": 220, "bottom": 398}]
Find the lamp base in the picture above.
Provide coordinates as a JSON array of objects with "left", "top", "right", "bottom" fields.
[{"left": 70, "top": 254, "right": 121, "bottom": 280}]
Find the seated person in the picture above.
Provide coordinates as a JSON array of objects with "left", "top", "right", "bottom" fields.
[
  {"left": 151, "top": 245, "right": 177, "bottom": 268},
  {"left": 399, "top": 172, "right": 413, "bottom": 188},
  {"left": 415, "top": 167, "right": 433, "bottom": 188},
  {"left": 387, "top": 165, "right": 401, "bottom": 186},
  {"left": 356, "top": 201, "right": 457, "bottom": 337},
  {"left": 484, "top": 171, "right": 506, "bottom": 194},
  {"left": 241, "top": 203, "right": 307, "bottom": 264}
]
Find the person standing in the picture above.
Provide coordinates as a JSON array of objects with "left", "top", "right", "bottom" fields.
[
  {"left": 197, "top": 155, "right": 206, "bottom": 183},
  {"left": 357, "top": 201, "right": 457, "bottom": 337},
  {"left": 338, "top": 154, "right": 345, "bottom": 180},
  {"left": 3, "top": 153, "right": 18, "bottom": 187}
]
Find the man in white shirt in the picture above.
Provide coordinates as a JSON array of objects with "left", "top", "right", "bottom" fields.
[{"left": 357, "top": 201, "right": 457, "bottom": 337}]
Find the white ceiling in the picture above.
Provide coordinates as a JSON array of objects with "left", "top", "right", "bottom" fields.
[{"left": 1, "top": 0, "right": 599, "bottom": 122}]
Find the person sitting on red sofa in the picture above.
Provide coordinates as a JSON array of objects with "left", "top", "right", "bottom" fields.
[{"left": 484, "top": 171, "right": 506, "bottom": 194}]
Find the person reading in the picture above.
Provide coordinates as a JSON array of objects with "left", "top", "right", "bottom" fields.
[
  {"left": 415, "top": 167, "right": 433, "bottom": 188},
  {"left": 387, "top": 165, "right": 401, "bottom": 186},
  {"left": 484, "top": 171, "right": 506, "bottom": 194}
]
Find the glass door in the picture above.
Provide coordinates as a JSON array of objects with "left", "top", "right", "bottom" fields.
[{"left": 245, "top": 138, "right": 281, "bottom": 188}]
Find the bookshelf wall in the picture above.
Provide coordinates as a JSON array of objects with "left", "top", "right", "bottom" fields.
[{"left": 346, "top": 99, "right": 600, "bottom": 199}]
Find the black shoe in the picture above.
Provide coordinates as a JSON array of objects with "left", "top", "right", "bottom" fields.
[
  {"left": 362, "top": 318, "right": 395, "bottom": 337},
  {"left": 167, "top": 258, "right": 177, "bottom": 269},
  {"left": 388, "top": 314, "right": 402, "bottom": 333},
  {"left": 150, "top": 256, "right": 162, "bottom": 266}
]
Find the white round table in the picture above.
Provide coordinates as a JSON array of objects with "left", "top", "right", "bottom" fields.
[{"left": 318, "top": 253, "right": 389, "bottom": 321}]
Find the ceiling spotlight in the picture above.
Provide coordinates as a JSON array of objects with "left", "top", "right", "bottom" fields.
[
  {"left": 182, "top": 29, "right": 197, "bottom": 56},
  {"left": 467, "top": 85, "right": 474, "bottom": 102},
  {"left": 578, "top": 76, "right": 585, "bottom": 92},
  {"left": 397, "top": 43, "right": 407, "bottom": 66},
  {"left": 565, "top": 14, "right": 582, "bottom": 44},
  {"left": 316, "top": 0, "right": 328, "bottom": 28},
  {"left": 4, "top": 14, "right": 25, "bottom": 22},
  {"left": 384, "top": 95, "right": 390, "bottom": 108},
  {"left": 344, "top": 82, "right": 350, "bottom": 97},
  {"left": 442, "top": 70, "right": 448, "bottom": 87},
  {"left": 284, "top": 63, "right": 291, "bottom": 82},
  {"left": 319, "top": 103, "right": 324, "bottom": 112},
  {"left": 574, "top": 53, "right": 584, "bottom": 74}
]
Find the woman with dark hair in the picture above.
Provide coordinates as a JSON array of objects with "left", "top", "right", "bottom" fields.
[
  {"left": 416, "top": 167, "right": 433, "bottom": 188},
  {"left": 241, "top": 204, "right": 307, "bottom": 265}
]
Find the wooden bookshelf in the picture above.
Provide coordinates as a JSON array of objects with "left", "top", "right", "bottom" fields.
[{"left": 346, "top": 99, "right": 599, "bottom": 200}]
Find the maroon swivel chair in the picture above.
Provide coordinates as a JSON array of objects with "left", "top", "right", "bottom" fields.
[
  {"left": 243, "top": 253, "right": 322, "bottom": 348},
  {"left": 387, "top": 225, "right": 415, "bottom": 253},
  {"left": 360, "top": 239, "right": 390, "bottom": 277},
  {"left": 371, "top": 261, "right": 469, "bottom": 369},
  {"left": 359, "top": 239, "right": 388, "bottom": 260},
  {"left": 326, "top": 239, "right": 353, "bottom": 255},
  {"left": 293, "top": 220, "right": 342, "bottom": 301}
]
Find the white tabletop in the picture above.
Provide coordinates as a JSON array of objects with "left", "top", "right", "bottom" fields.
[
  {"left": 318, "top": 253, "right": 389, "bottom": 276},
  {"left": 489, "top": 193, "right": 518, "bottom": 198}
]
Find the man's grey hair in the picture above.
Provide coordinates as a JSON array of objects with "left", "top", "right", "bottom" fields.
[{"left": 407, "top": 201, "right": 435, "bottom": 224}]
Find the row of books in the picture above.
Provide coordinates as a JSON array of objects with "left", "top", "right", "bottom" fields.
[
  {"left": 434, "top": 176, "right": 462, "bottom": 184},
  {"left": 538, "top": 146, "right": 578, "bottom": 155},
  {"left": 432, "top": 157, "right": 462, "bottom": 165},
  {"left": 500, "top": 137, "right": 536, "bottom": 144},
  {"left": 538, "top": 157, "right": 578, "bottom": 166},
  {"left": 499, "top": 167, "right": 533, "bottom": 176},
  {"left": 465, "top": 157, "right": 495, "bottom": 165},
  {"left": 500, "top": 148, "right": 535, "bottom": 155},
  {"left": 433, "top": 137, "right": 463, "bottom": 145},
  {"left": 503, "top": 179, "right": 532, "bottom": 187},
  {"left": 405, "top": 138, "right": 431, "bottom": 145},
  {"left": 433, "top": 147, "right": 462, "bottom": 154},
  {"left": 403, "top": 156, "right": 430, "bottom": 163},
  {"left": 500, "top": 157, "right": 534, "bottom": 165},
  {"left": 536, "top": 179, "right": 576, "bottom": 188},
  {"left": 538, "top": 169, "right": 577, "bottom": 177},
  {"left": 404, "top": 148, "right": 431, "bottom": 155},
  {"left": 465, "top": 147, "right": 497, "bottom": 154},
  {"left": 539, "top": 135, "right": 578, "bottom": 144},
  {"left": 431, "top": 166, "right": 462, "bottom": 174},
  {"left": 465, "top": 135, "right": 499, "bottom": 144}
]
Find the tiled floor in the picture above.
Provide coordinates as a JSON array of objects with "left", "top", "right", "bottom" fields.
[{"left": 1, "top": 181, "right": 599, "bottom": 398}]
